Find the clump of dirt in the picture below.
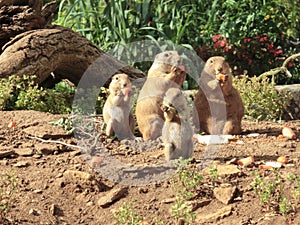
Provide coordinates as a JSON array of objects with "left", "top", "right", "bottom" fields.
[{"left": 0, "top": 110, "right": 300, "bottom": 225}]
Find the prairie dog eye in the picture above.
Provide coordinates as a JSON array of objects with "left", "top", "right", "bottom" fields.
[
  {"left": 164, "top": 53, "right": 169, "bottom": 57},
  {"left": 209, "top": 59, "right": 214, "bottom": 64}
]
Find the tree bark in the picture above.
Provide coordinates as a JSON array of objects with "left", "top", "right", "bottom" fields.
[{"left": 0, "top": 1, "right": 145, "bottom": 86}]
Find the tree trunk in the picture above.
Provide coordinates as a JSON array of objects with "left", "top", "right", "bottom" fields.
[{"left": 0, "top": 1, "right": 145, "bottom": 87}]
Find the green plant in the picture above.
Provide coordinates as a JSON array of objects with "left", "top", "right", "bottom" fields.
[
  {"left": 279, "top": 196, "right": 292, "bottom": 217},
  {"left": 171, "top": 199, "right": 196, "bottom": 225},
  {"left": 252, "top": 170, "right": 294, "bottom": 215},
  {"left": 233, "top": 75, "right": 292, "bottom": 121},
  {"left": 287, "top": 173, "right": 300, "bottom": 209},
  {"left": 173, "top": 159, "right": 203, "bottom": 200},
  {"left": 208, "top": 165, "right": 218, "bottom": 182},
  {"left": 0, "top": 75, "right": 75, "bottom": 114},
  {"left": 0, "top": 170, "right": 18, "bottom": 223},
  {"left": 49, "top": 116, "right": 74, "bottom": 134},
  {"left": 113, "top": 201, "right": 143, "bottom": 225},
  {"left": 169, "top": 159, "right": 204, "bottom": 224}
]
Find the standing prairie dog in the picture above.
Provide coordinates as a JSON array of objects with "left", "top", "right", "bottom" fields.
[
  {"left": 103, "top": 73, "right": 135, "bottom": 140},
  {"left": 161, "top": 88, "right": 193, "bottom": 161},
  {"left": 136, "top": 51, "right": 187, "bottom": 140},
  {"left": 193, "top": 56, "right": 244, "bottom": 135}
]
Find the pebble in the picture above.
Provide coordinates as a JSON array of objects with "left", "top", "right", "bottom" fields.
[
  {"left": 29, "top": 208, "right": 41, "bottom": 216},
  {"left": 14, "top": 161, "right": 30, "bottom": 167}
]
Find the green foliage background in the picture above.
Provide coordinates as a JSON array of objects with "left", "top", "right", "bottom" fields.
[{"left": 55, "top": 0, "right": 300, "bottom": 83}]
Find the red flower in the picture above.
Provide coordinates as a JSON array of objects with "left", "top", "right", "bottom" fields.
[
  {"left": 267, "top": 43, "right": 274, "bottom": 50},
  {"left": 274, "top": 49, "right": 283, "bottom": 56},
  {"left": 244, "top": 37, "right": 251, "bottom": 43},
  {"left": 219, "top": 40, "right": 227, "bottom": 47},
  {"left": 260, "top": 36, "right": 268, "bottom": 42},
  {"left": 212, "top": 35, "right": 222, "bottom": 42}
]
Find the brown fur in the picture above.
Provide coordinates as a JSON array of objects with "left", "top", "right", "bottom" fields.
[
  {"left": 161, "top": 88, "right": 193, "bottom": 160},
  {"left": 193, "top": 56, "right": 244, "bottom": 135},
  {"left": 103, "top": 73, "right": 135, "bottom": 140},
  {"left": 135, "top": 51, "right": 186, "bottom": 140}
]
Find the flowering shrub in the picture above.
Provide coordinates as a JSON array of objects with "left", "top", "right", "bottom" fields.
[
  {"left": 196, "top": 33, "right": 299, "bottom": 84},
  {"left": 213, "top": 34, "right": 284, "bottom": 74}
]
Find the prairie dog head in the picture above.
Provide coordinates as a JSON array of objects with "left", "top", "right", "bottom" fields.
[
  {"left": 161, "top": 88, "right": 188, "bottom": 121},
  {"left": 109, "top": 73, "right": 132, "bottom": 96},
  {"left": 203, "top": 56, "right": 232, "bottom": 80},
  {"left": 148, "top": 51, "right": 186, "bottom": 75}
]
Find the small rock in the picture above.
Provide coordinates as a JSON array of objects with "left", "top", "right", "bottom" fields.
[
  {"left": 161, "top": 197, "right": 176, "bottom": 204},
  {"left": 138, "top": 187, "right": 148, "bottom": 194},
  {"left": 2, "top": 160, "right": 8, "bottom": 166},
  {"left": 226, "top": 158, "right": 237, "bottom": 165},
  {"left": 196, "top": 205, "right": 232, "bottom": 223},
  {"left": 32, "top": 154, "right": 42, "bottom": 159},
  {"left": 56, "top": 173, "right": 64, "bottom": 178},
  {"left": 70, "top": 150, "right": 81, "bottom": 157},
  {"left": 180, "top": 199, "right": 211, "bottom": 212},
  {"left": 29, "top": 208, "right": 41, "bottom": 216},
  {"left": 216, "top": 164, "right": 241, "bottom": 177},
  {"left": 33, "top": 189, "right": 43, "bottom": 194},
  {"left": 35, "top": 143, "right": 57, "bottom": 155},
  {"left": 63, "top": 170, "right": 93, "bottom": 183},
  {"left": 49, "top": 204, "right": 61, "bottom": 216},
  {"left": 14, "top": 161, "right": 30, "bottom": 168},
  {"left": 236, "top": 140, "right": 244, "bottom": 145},
  {"left": 97, "top": 186, "right": 128, "bottom": 207},
  {"left": 14, "top": 148, "right": 34, "bottom": 156},
  {"left": 23, "top": 124, "right": 70, "bottom": 139},
  {"left": 213, "top": 185, "right": 238, "bottom": 204},
  {"left": 86, "top": 201, "right": 94, "bottom": 207},
  {"left": 0, "top": 149, "right": 15, "bottom": 158}
]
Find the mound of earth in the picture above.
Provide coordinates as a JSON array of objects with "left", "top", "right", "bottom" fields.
[{"left": 0, "top": 110, "right": 299, "bottom": 225}]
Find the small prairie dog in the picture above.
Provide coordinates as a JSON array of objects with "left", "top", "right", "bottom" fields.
[
  {"left": 103, "top": 73, "right": 135, "bottom": 140},
  {"left": 136, "top": 51, "right": 187, "bottom": 140},
  {"left": 193, "top": 56, "right": 244, "bottom": 135},
  {"left": 161, "top": 88, "right": 193, "bottom": 161}
]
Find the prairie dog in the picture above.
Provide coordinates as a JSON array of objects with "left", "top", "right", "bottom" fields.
[
  {"left": 161, "top": 88, "right": 193, "bottom": 160},
  {"left": 136, "top": 51, "right": 186, "bottom": 140},
  {"left": 193, "top": 56, "right": 244, "bottom": 135},
  {"left": 103, "top": 73, "right": 135, "bottom": 140}
]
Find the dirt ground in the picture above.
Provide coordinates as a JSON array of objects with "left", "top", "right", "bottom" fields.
[{"left": 0, "top": 110, "right": 300, "bottom": 225}]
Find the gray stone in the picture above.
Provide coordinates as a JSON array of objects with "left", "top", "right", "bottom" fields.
[
  {"left": 213, "top": 185, "right": 238, "bottom": 204},
  {"left": 97, "top": 187, "right": 128, "bottom": 207}
]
